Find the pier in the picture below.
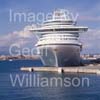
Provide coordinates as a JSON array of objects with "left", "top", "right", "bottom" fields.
[{"left": 20, "top": 64, "right": 100, "bottom": 74}]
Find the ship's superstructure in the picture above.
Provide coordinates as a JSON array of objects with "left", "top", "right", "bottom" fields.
[{"left": 30, "top": 9, "right": 88, "bottom": 67}]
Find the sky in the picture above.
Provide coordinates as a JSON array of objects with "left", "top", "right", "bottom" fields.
[{"left": 0, "top": 0, "right": 100, "bottom": 55}]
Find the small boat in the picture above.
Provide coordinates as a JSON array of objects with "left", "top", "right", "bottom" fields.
[{"left": 9, "top": 59, "right": 13, "bottom": 61}]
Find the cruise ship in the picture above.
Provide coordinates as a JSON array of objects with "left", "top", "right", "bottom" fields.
[{"left": 30, "top": 9, "right": 88, "bottom": 67}]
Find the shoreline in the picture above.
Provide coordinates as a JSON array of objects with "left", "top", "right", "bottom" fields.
[{"left": 0, "top": 55, "right": 40, "bottom": 61}]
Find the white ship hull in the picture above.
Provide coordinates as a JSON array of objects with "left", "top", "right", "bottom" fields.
[{"left": 37, "top": 44, "right": 81, "bottom": 67}]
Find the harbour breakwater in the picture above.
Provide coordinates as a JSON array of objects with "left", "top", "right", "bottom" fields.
[{"left": 20, "top": 64, "right": 100, "bottom": 74}]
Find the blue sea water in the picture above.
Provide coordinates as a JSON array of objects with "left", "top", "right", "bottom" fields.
[{"left": 0, "top": 60, "right": 100, "bottom": 100}]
